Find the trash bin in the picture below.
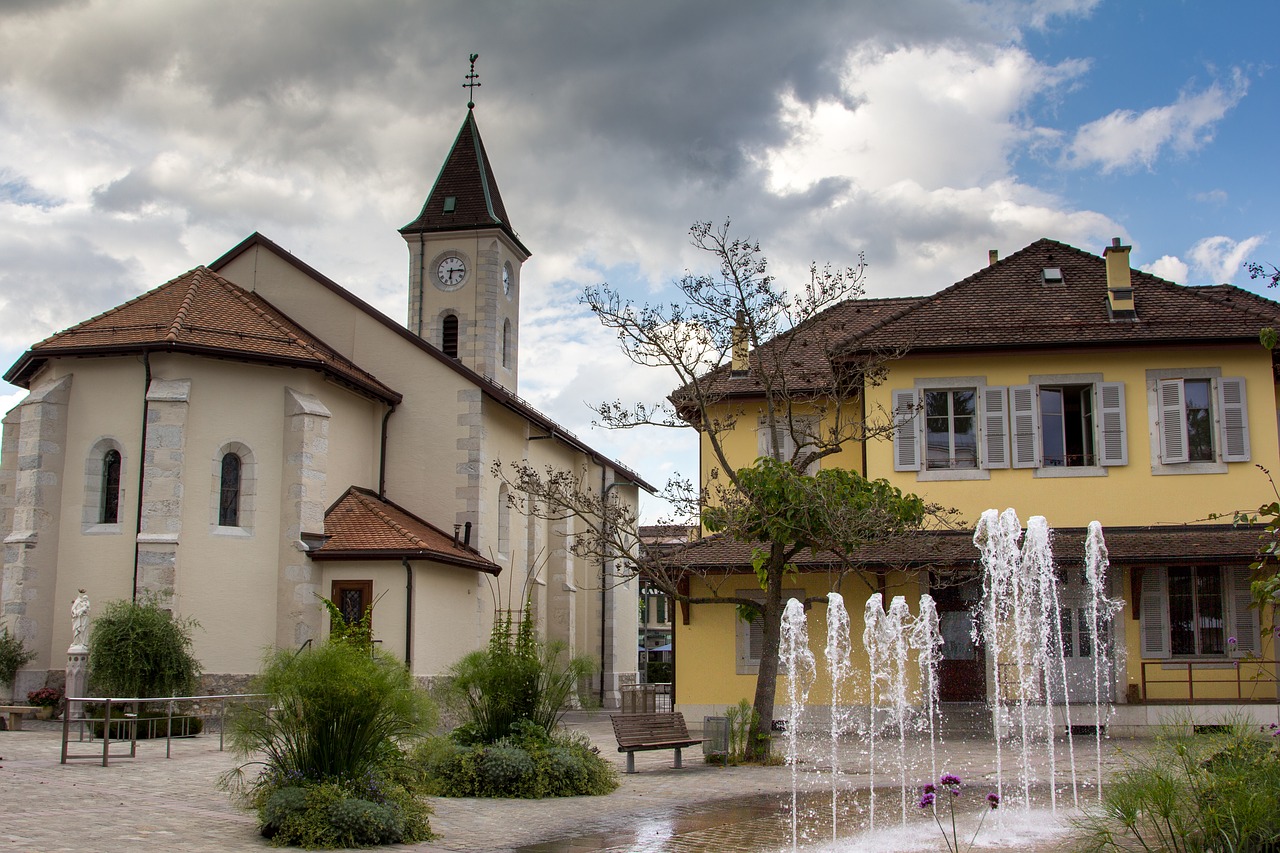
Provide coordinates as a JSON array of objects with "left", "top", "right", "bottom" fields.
[{"left": 702, "top": 715, "right": 728, "bottom": 756}]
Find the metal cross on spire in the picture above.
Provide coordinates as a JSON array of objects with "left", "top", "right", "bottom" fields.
[{"left": 464, "top": 53, "right": 480, "bottom": 110}]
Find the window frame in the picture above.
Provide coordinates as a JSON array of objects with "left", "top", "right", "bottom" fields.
[
  {"left": 1139, "top": 564, "right": 1258, "bottom": 660},
  {"left": 210, "top": 441, "right": 256, "bottom": 535},
  {"left": 1146, "top": 369, "right": 1249, "bottom": 475},
  {"left": 82, "top": 438, "right": 126, "bottom": 535},
  {"left": 756, "top": 414, "right": 821, "bottom": 474},
  {"left": 1013, "top": 374, "right": 1125, "bottom": 477},
  {"left": 736, "top": 588, "right": 804, "bottom": 674},
  {"left": 893, "top": 377, "right": 992, "bottom": 481}
]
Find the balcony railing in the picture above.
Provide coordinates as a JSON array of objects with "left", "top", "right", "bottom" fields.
[{"left": 1140, "top": 659, "right": 1280, "bottom": 703}]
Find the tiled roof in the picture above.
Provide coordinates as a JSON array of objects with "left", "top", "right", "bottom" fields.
[
  {"left": 672, "top": 295, "right": 922, "bottom": 405},
  {"left": 661, "top": 524, "right": 1263, "bottom": 572},
  {"left": 313, "top": 486, "right": 500, "bottom": 574},
  {"left": 838, "top": 239, "right": 1280, "bottom": 355},
  {"left": 399, "top": 110, "right": 529, "bottom": 255},
  {"left": 4, "top": 266, "right": 400, "bottom": 403}
]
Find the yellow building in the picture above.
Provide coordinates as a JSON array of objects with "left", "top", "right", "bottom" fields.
[
  {"left": 673, "top": 237, "right": 1280, "bottom": 732},
  {"left": 0, "top": 106, "right": 651, "bottom": 706}
]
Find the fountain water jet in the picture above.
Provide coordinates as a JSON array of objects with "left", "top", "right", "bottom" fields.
[
  {"left": 825, "top": 592, "right": 855, "bottom": 843},
  {"left": 781, "top": 597, "right": 816, "bottom": 851}
]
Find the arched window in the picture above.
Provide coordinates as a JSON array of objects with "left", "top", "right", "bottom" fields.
[
  {"left": 442, "top": 314, "right": 459, "bottom": 358},
  {"left": 502, "top": 318, "right": 511, "bottom": 368},
  {"left": 497, "top": 484, "right": 511, "bottom": 556},
  {"left": 219, "top": 453, "right": 242, "bottom": 527},
  {"left": 100, "top": 449, "right": 121, "bottom": 524}
]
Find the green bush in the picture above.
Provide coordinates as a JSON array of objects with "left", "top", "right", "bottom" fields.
[
  {"left": 447, "top": 602, "right": 596, "bottom": 745},
  {"left": 223, "top": 640, "right": 436, "bottom": 847},
  {"left": 87, "top": 595, "right": 201, "bottom": 699},
  {"left": 1074, "top": 719, "right": 1280, "bottom": 852},
  {"left": 417, "top": 724, "right": 618, "bottom": 798},
  {"left": 0, "top": 625, "right": 37, "bottom": 688}
]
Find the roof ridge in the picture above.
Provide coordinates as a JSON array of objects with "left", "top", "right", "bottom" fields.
[{"left": 166, "top": 269, "right": 204, "bottom": 342}]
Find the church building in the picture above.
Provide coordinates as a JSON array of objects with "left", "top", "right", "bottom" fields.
[{"left": 0, "top": 104, "right": 651, "bottom": 706}]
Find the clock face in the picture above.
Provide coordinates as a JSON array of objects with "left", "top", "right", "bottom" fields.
[
  {"left": 437, "top": 256, "right": 467, "bottom": 287},
  {"left": 503, "top": 262, "right": 512, "bottom": 296}
]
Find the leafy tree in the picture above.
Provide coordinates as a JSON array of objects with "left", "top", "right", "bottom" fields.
[
  {"left": 495, "top": 220, "right": 946, "bottom": 760},
  {"left": 0, "top": 625, "right": 37, "bottom": 689},
  {"left": 87, "top": 595, "right": 202, "bottom": 699}
]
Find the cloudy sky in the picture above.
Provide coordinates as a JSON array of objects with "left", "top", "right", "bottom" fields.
[{"left": 1, "top": 0, "right": 1276, "bottom": 521}]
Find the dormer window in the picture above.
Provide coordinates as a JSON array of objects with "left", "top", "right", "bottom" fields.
[
  {"left": 1042, "top": 267, "right": 1064, "bottom": 285},
  {"left": 443, "top": 196, "right": 457, "bottom": 213}
]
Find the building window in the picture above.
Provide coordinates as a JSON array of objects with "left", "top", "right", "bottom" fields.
[
  {"left": 894, "top": 378, "right": 1126, "bottom": 476},
  {"left": 497, "top": 484, "right": 510, "bottom": 556},
  {"left": 925, "top": 389, "right": 977, "bottom": 469},
  {"left": 219, "top": 453, "right": 241, "bottom": 526},
  {"left": 83, "top": 438, "right": 126, "bottom": 533},
  {"left": 210, "top": 441, "right": 255, "bottom": 532},
  {"left": 736, "top": 588, "right": 802, "bottom": 674},
  {"left": 1040, "top": 385, "right": 1094, "bottom": 467},
  {"left": 442, "top": 314, "right": 459, "bottom": 358},
  {"left": 757, "top": 415, "right": 819, "bottom": 473},
  {"left": 1150, "top": 372, "right": 1249, "bottom": 470},
  {"left": 502, "top": 318, "right": 511, "bottom": 368},
  {"left": 100, "top": 449, "right": 122, "bottom": 523},
  {"left": 331, "top": 580, "right": 373, "bottom": 633},
  {"left": 1140, "top": 565, "right": 1257, "bottom": 659}
]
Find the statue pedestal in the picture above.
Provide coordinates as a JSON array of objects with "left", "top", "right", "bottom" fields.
[{"left": 66, "top": 645, "right": 88, "bottom": 719}]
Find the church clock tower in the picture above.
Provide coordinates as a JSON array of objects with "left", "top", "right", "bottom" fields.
[{"left": 401, "top": 98, "right": 530, "bottom": 391}]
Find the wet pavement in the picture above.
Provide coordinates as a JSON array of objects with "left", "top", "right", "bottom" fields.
[{"left": 0, "top": 713, "right": 1143, "bottom": 852}]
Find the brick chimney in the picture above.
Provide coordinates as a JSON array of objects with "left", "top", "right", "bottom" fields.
[{"left": 1104, "top": 237, "right": 1136, "bottom": 318}]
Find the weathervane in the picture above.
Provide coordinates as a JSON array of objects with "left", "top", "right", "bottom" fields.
[{"left": 464, "top": 53, "right": 480, "bottom": 110}]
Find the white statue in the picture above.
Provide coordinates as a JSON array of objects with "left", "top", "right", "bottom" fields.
[{"left": 71, "top": 589, "right": 90, "bottom": 648}]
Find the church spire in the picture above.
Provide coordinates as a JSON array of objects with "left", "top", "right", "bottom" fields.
[{"left": 399, "top": 109, "right": 528, "bottom": 256}]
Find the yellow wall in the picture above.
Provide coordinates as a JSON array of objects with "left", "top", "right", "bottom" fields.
[
  {"left": 676, "top": 570, "right": 925, "bottom": 712},
  {"left": 864, "top": 345, "right": 1280, "bottom": 527}
]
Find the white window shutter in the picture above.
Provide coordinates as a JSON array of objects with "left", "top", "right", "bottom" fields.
[
  {"left": 757, "top": 417, "right": 775, "bottom": 461},
  {"left": 892, "top": 389, "right": 921, "bottom": 471},
  {"left": 1217, "top": 377, "right": 1250, "bottom": 462},
  {"left": 1159, "top": 379, "right": 1189, "bottom": 463},
  {"left": 1010, "top": 384, "right": 1039, "bottom": 468},
  {"left": 1098, "top": 382, "right": 1128, "bottom": 466},
  {"left": 1139, "top": 566, "right": 1171, "bottom": 659},
  {"left": 1227, "top": 566, "right": 1259, "bottom": 657},
  {"left": 983, "top": 386, "right": 1010, "bottom": 469}
]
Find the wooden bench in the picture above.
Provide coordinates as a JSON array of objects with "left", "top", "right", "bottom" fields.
[
  {"left": 611, "top": 711, "right": 703, "bottom": 774},
  {"left": 0, "top": 705, "right": 38, "bottom": 731}
]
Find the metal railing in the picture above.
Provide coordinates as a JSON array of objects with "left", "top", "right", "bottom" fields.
[
  {"left": 60, "top": 693, "right": 268, "bottom": 767},
  {"left": 1139, "top": 659, "right": 1280, "bottom": 703}
]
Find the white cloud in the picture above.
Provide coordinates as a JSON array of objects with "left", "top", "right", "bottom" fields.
[
  {"left": 1065, "top": 70, "right": 1249, "bottom": 173},
  {"left": 1186, "top": 234, "right": 1267, "bottom": 284},
  {"left": 1142, "top": 255, "right": 1189, "bottom": 284}
]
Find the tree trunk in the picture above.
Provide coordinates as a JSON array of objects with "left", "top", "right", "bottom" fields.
[{"left": 745, "top": 543, "right": 787, "bottom": 761}]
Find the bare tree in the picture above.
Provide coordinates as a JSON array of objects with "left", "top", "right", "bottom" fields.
[{"left": 496, "top": 220, "right": 948, "bottom": 759}]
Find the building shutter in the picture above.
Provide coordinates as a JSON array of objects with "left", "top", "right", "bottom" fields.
[
  {"left": 1217, "top": 377, "right": 1250, "bottom": 462},
  {"left": 748, "top": 613, "right": 764, "bottom": 664},
  {"left": 1097, "top": 382, "right": 1128, "bottom": 466},
  {"left": 983, "top": 386, "right": 1010, "bottom": 469},
  {"left": 892, "top": 389, "right": 920, "bottom": 471},
  {"left": 1227, "top": 565, "right": 1259, "bottom": 657},
  {"left": 757, "top": 417, "right": 773, "bottom": 460},
  {"left": 1139, "top": 566, "right": 1170, "bottom": 659},
  {"left": 1009, "top": 384, "right": 1039, "bottom": 468},
  {"left": 1158, "top": 379, "right": 1189, "bottom": 463}
]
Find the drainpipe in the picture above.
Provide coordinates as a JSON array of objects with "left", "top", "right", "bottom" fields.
[
  {"left": 131, "top": 351, "right": 152, "bottom": 601},
  {"left": 402, "top": 557, "right": 414, "bottom": 670},
  {"left": 378, "top": 404, "right": 396, "bottom": 500}
]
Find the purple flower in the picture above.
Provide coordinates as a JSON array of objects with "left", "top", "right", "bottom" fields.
[
  {"left": 918, "top": 792, "right": 936, "bottom": 808},
  {"left": 922, "top": 783, "right": 937, "bottom": 794},
  {"left": 939, "top": 773, "right": 962, "bottom": 787},
  {"left": 1228, "top": 636, "right": 1237, "bottom": 646},
  {"left": 987, "top": 793, "right": 1000, "bottom": 810}
]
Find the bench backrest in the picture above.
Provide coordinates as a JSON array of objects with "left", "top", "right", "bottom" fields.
[{"left": 611, "top": 712, "right": 692, "bottom": 747}]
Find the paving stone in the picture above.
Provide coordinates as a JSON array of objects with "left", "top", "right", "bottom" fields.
[{"left": 1, "top": 714, "right": 1144, "bottom": 852}]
